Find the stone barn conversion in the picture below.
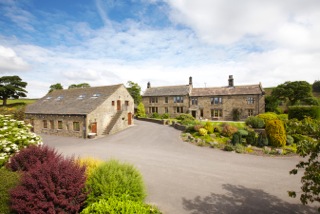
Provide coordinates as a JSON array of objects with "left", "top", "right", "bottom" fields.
[
  {"left": 25, "top": 84, "right": 134, "bottom": 138},
  {"left": 142, "top": 75, "right": 265, "bottom": 121}
]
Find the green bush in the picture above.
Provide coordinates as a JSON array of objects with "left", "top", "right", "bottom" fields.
[
  {"left": 221, "top": 124, "right": 238, "bottom": 137},
  {"left": 224, "top": 144, "right": 234, "bottom": 151},
  {"left": 245, "top": 116, "right": 265, "bottom": 128},
  {"left": 204, "top": 122, "right": 214, "bottom": 134},
  {"left": 288, "top": 106, "right": 320, "bottom": 120},
  {"left": 176, "top": 114, "right": 195, "bottom": 125},
  {"left": 258, "top": 132, "right": 269, "bottom": 147},
  {"left": 150, "top": 112, "right": 160, "bottom": 119},
  {"left": 193, "top": 124, "right": 204, "bottom": 132},
  {"left": 81, "top": 196, "right": 161, "bottom": 214},
  {"left": 286, "top": 135, "right": 294, "bottom": 145},
  {"left": 265, "top": 120, "right": 287, "bottom": 147},
  {"left": 136, "top": 103, "right": 146, "bottom": 118},
  {"left": 257, "top": 112, "right": 279, "bottom": 123},
  {"left": 199, "top": 128, "right": 208, "bottom": 136},
  {"left": 277, "top": 114, "right": 288, "bottom": 121},
  {"left": 160, "top": 113, "right": 170, "bottom": 119},
  {"left": 246, "top": 131, "right": 257, "bottom": 146},
  {"left": 85, "top": 160, "right": 146, "bottom": 205},
  {"left": 232, "top": 132, "right": 241, "bottom": 145},
  {"left": 234, "top": 143, "right": 246, "bottom": 153},
  {"left": 0, "top": 168, "right": 20, "bottom": 214},
  {"left": 238, "top": 129, "right": 248, "bottom": 137}
]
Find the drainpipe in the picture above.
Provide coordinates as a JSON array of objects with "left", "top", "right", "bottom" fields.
[{"left": 83, "top": 115, "right": 87, "bottom": 139}]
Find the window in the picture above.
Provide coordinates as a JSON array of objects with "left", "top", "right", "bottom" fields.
[
  {"left": 165, "top": 107, "right": 169, "bottom": 113},
  {"left": 112, "top": 101, "right": 115, "bottom": 106},
  {"left": 176, "top": 107, "right": 183, "bottom": 113},
  {"left": 73, "top": 122, "right": 80, "bottom": 131},
  {"left": 77, "top": 95, "right": 85, "bottom": 100},
  {"left": 211, "top": 109, "right": 223, "bottom": 118},
  {"left": 58, "top": 121, "right": 63, "bottom": 129},
  {"left": 149, "top": 97, "right": 158, "bottom": 103},
  {"left": 165, "top": 97, "right": 168, "bottom": 104},
  {"left": 211, "top": 97, "right": 222, "bottom": 105},
  {"left": 91, "top": 93, "right": 101, "bottom": 98},
  {"left": 247, "top": 97, "right": 255, "bottom": 104},
  {"left": 174, "top": 96, "right": 183, "bottom": 103},
  {"left": 55, "top": 95, "right": 63, "bottom": 101},
  {"left": 50, "top": 120, "right": 54, "bottom": 129},
  {"left": 248, "top": 109, "right": 254, "bottom": 116},
  {"left": 43, "top": 120, "right": 47, "bottom": 128},
  {"left": 149, "top": 107, "right": 158, "bottom": 113},
  {"left": 125, "top": 101, "right": 129, "bottom": 106},
  {"left": 191, "top": 98, "right": 198, "bottom": 105}
]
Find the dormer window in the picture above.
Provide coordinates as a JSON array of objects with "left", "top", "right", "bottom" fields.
[{"left": 46, "top": 96, "right": 52, "bottom": 100}]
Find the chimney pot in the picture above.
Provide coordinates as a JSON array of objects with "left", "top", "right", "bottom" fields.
[{"left": 228, "top": 75, "right": 234, "bottom": 87}]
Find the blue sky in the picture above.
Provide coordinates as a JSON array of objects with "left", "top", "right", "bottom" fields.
[{"left": 0, "top": 0, "right": 319, "bottom": 98}]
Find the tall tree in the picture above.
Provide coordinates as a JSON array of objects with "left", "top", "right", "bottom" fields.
[
  {"left": 312, "top": 80, "right": 320, "bottom": 93},
  {"left": 48, "top": 83, "right": 63, "bottom": 93},
  {"left": 68, "top": 83, "right": 90, "bottom": 89},
  {"left": 126, "top": 81, "right": 142, "bottom": 105},
  {"left": 0, "top": 76, "right": 27, "bottom": 106},
  {"left": 271, "top": 81, "right": 314, "bottom": 106}
]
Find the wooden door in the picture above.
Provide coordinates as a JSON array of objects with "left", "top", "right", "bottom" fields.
[
  {"left": 117, "top": 100, "right": 121, "bottom": 111},
  {"left": 128, "top": 113, "right": 132, "bottom": 125},
  {"left": 91, "top": 122, "right": 97, "bottom": 133}
]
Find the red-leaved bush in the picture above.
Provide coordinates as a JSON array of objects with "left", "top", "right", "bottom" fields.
[
  {"left": 9, "top": 146, "right": 87, "bottom": 213},
  {"left": 6, "top": 145, "right": 60, "bottom": 172}
]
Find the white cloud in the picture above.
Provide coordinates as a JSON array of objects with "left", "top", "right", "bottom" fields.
[{"left": 0, "top": 46, "right": 29, "bottom": 72}]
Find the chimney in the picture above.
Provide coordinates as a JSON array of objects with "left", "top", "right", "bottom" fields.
[
  {"left": 228, "top": 75, "right": 234, "bottom": 87},
  {"left": 189, "top": 76, "right": 193, "bottom": 86},
  {"left": 147, "top": 82, "right": 151, "bottom": 88}
]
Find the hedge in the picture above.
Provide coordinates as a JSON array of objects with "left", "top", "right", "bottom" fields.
[{"left": 288, "top": 106, "right": 320, "bottom": 120}]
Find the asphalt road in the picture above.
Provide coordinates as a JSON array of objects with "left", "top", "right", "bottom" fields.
[{"left": 42, "top": 120, "right": 317, "bottom": 214}]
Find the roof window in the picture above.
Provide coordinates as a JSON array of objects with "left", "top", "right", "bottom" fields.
[
  {"left": 91, "top": 93, "right": 101, "bottom": 98},
  {"left": 77, "top": 94, "right": 86, "bottom": 99},
  {"left": 56, "top": 95, "right": 64, "bottom": 100}
]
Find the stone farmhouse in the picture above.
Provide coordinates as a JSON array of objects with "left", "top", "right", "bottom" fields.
[
  {"left": 25, "top": 84, "right": 134, "bottom": 138},
  {"left": 142, "top": 75, "right": 265, "bottom": 121}
]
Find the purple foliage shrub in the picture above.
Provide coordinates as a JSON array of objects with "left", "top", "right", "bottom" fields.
[
  {"left": 6, "top": 145, "right": 60, "bottom": 172},
  {"left": 9, "top": 146, "right": 87, "bottom": 213}
]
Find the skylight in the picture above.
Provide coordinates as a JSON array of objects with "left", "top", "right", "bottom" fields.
[
  {"left": 55, "top": 95, "right": 64, "bottom": 100},
  {"left": 77, "top": 94, "right": 86, "bottom": 99},
  {"left": 91, "top": 93, "right": 101, "bottom": 98}
]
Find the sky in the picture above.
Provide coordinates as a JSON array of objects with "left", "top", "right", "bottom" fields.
[{"left": 0, "top": 0, "right": 319, "bottom": 98}]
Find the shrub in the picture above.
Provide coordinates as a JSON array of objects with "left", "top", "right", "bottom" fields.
[
  {"left": 6, "top": 145, "right": 60, "bottom": 172},
  {"left": 10, "top": 151, "right": 87, "bottom": 213},
  {"left": 193, "top": 124, "right": 204, "bottom": 132},
  {"left": 150, "top": 112, "right": 160, "bottom": 119},
  {"left": 0, "top": 105, "right": 26, "bottom": 121},
  {"left": 221, "top": 124, "right": 238, "bottom": 137},
  {"left": 0, "top": 168, "right": 20, "bottom": 214},
  {"left": 234, "top": 143, "right": 246, "bottom": 153},
  {"left": 286, "top": 135, "right": 294, "bottom": 145},
  {"left": 246, "top": 131, "right": 257, "bottom": 146},
  {"left": 238, "top": 129, "right": 248, "bottom": 137},
  {"left": 85, "top": 160, "right": 146, "bottom": 204},
  {"left": 232, "top": 108, "right": 242, "bottom": 121},
  {"left": 204, "top": 122, "right": 214, "bottom": 134},
  {"left": 257, "top": 112, "right": 279, "bottom": 123},
  {"left": 288, "top": 106, "right": 320, "bottom": 120},
  {"left": 232, "top": 132, "right": 241, "bottom": 145},
  {"left": 136, "top": 102, "right": 146, "bottom": 118},
  {"left": 77, "top": 157, "right": 104, "bottom": 177},
  {"left": 160, "top": 113, "right": 170, "bottom": 119},
  {"left": 224, "top": 144, "right": 234, "bottom": 151},
  {"left": 199, "top": 128, "right": 208, "bottom": 136},
  {"left": 0, "top": 115, "right": 42, "bottom": 167},
  {"left": 258, "top": 132, "right": 269, "bottom": 147},
  {"left": 176, "top": 114, "right": 195, "bottom": 125},
  {"left": 213, "top": 126, "right": 222, "bottom": 133},
  {"left": 245, "top": 116, "right": 265, "bottom": 128},
  {"left": 265, "top": 120, "right": 287, "bottom": 147},
  {"left": 81, "top": 196, "right": 161, "bottom": 214},
  {"left": 277, "top": 114, "right": 288, "bottom": 121}
]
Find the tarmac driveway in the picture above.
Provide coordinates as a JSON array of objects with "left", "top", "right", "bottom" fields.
[{"left": 42, "top": 120, "right": 317, "bottom": 214}]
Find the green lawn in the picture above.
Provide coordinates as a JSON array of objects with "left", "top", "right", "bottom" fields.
[{"left": 0, "top": 99, "right": 37, "bottom": 106}]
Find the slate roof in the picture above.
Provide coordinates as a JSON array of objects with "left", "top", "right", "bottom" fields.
[
  {"left": 143, "top": 85, "right": 191, "bottom": 97},
  {"left": 25, "top": 84, "right": 123, "bottom": 115},
  {"left": 190, "top": 84, "right": 264, "bottom": 97}
]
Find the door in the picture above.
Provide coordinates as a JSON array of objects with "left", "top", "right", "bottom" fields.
[
  {"left": 191, "top": 110, "right": 196, "bottom": 118},
  {"left": 91, "top": 122, "right": 97, "bottom": 133},
  {"left": 128, "top": 112, "right": 132, "bottom": 125},
  {"left": 117, "top": 100, "right": 121, "bottom": 111}
]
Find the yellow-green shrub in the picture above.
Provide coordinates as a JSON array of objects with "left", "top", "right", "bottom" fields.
[
  {"left": 204, "top": 122, "right": 214, "bottom": 134},
  {"left": 257, "top": 112, "right": 279, "bottom": 123},
  {"left": 77, "top": 157, "right": 103, "bottom": 177},
  {"left": 199, "top": 128, "right": 208, "bottom": 136},
  {"left": 265, "top": 120, "right": 287, "bottom": 147}
]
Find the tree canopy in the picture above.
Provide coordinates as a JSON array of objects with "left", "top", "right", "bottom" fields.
[
  {"left": 312, "top": 80, "right": 320, "bottom": 93},
  {"left": 0, "top": 76, "right": 27, "bottom": 106},
  {"left": 271, "top": 81, "right": 314, "bottom": 106},
  {"left": 68, "top": 83, "right": 90, "bottom": 89},
  {"left": 48, "top": 83, "right": 63, "bottom": 93},
  {"left": 126, "top": 81, "right": 142, "bottom": 105}
]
